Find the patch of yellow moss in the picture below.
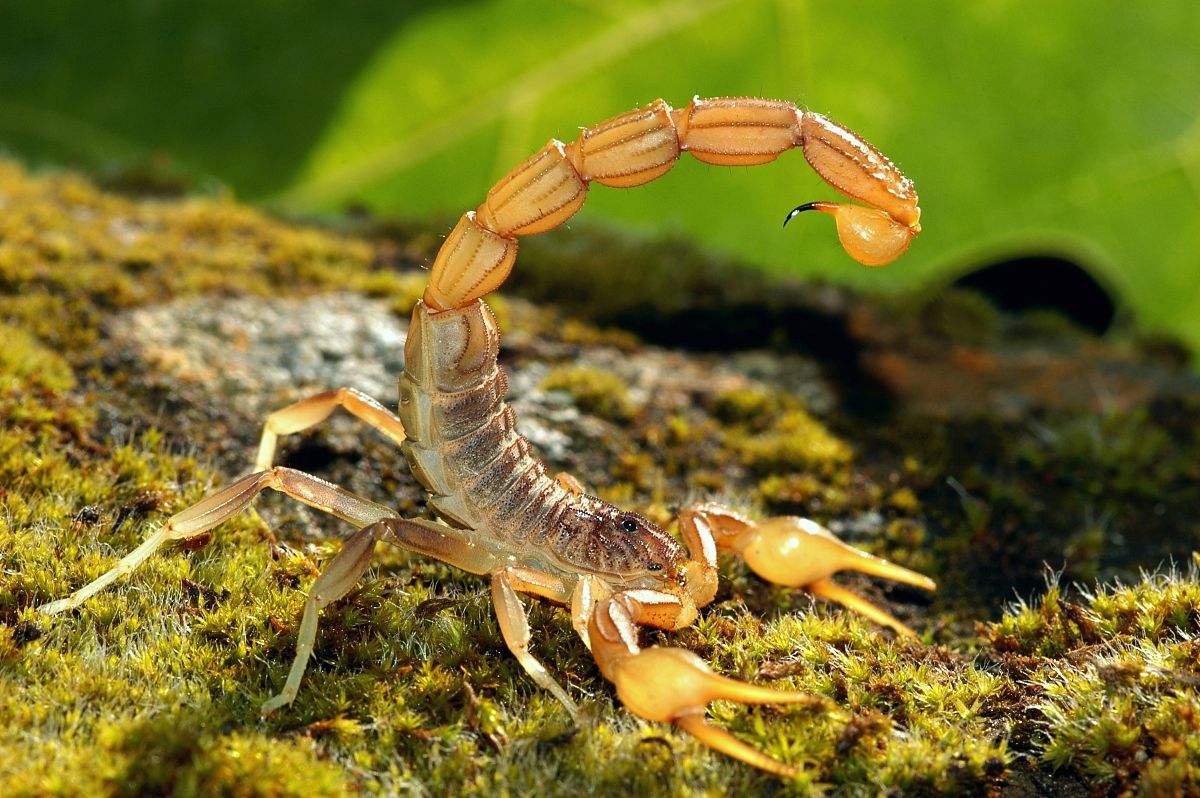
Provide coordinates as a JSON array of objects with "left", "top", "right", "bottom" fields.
[
  {"left": 732, "top": 409, "right": 853, "bottom": 473},
  {"left": 709, "top": 387, "right": 852, "bottom": 479},
  {"left": 0, "top": 323, "right": 75, "bottom": 391},
  {"left": 712, "top": 386, "right": 782, "bottom": 425},
  {"left": 0, "top": 159, "right": 412, "bottom": 365},
  {"left": 557, "top": 318, "right": 641, "bottom": 352},
  {"left": 980, "top": 566, "right": 1200, "bottom": 793},
  {"left": 541, "top": 365, "right": 634, "bottom": 421}
]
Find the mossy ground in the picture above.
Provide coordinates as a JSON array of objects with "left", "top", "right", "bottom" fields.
[{"left": 2, "top": 161, "right": 1199, "bottom": 796}]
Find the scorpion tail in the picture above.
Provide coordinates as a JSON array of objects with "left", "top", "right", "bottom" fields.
[{"left": 422, "top": 97, "right": 920, "bottom": 312}]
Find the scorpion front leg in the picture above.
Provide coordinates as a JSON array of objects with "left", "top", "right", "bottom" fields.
[
  {"left": 680, "top": 504, "right": 935, "bottom": 637},
  {"left": 491, "top": 566, "right": 579, "bottom": 718},
  {"left": 579, "top": 586, "right": 819, "bottom": 777}
]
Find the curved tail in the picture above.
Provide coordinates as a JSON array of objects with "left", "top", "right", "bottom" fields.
[{"left": 423, "top": 95, "right": 921, "bottom": 312}]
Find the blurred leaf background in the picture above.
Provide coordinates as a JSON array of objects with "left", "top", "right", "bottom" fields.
[{"left": 2, "top": 1, "right": 1198, "bottom": 351}]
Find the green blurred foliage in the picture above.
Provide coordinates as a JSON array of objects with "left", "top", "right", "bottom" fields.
[
  {"left": 0, "top": 1, "right": 451, "bottom": 194},
  {"left": 2, "top": 1, "right": 1199, "bottom": 351}
]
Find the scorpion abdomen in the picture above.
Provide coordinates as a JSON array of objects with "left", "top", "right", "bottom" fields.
[{"left": 398, "top": 301, "right": 571, "bottom": 551}]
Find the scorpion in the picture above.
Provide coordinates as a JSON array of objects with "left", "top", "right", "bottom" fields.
[{"left": 40, "top": 96, "right": 932, "bottom": 777}]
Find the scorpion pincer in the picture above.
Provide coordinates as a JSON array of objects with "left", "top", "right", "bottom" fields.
[{"left": 39, "top": 96, "right": 932, "bottom": 777}]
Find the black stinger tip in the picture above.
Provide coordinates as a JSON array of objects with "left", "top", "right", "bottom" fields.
[{"left": 783, "top": 202, "right": 822, "bottom": 228}]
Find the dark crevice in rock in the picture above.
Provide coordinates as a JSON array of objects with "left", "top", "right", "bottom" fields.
[
  {"left": 603, "top": 301, "right": 898, "bottom": 419},
  {"left": 280, "top": 439, "right": 347, "bottom": 473},
  {"left": 953, "top": 254, "right": 1116, "bottom": 334}
]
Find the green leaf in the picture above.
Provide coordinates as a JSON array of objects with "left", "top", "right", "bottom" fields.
[
  {"left": 277, "top": 0, "right": 1200, "bottom": 351},
  {"left": 0, "top": 1, "right": 431, "bottom": 195},
  {"left": 2, "top": 1, "right": 1198, "bottom": 352}
]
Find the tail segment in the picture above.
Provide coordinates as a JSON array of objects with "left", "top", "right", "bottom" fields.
[{"left": 423, "top": 96, "right": 920, "bottom": 311}]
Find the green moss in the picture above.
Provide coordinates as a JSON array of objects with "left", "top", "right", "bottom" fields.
[
  {"left": 884, "top": 401, "right": 1200, "bottom": 606},
  {"left": 712, "top": 386, "right": 781, "bottom": 425},
  {"left": 979, "top": 564, "right": 1200, "bottom": 792},
  {"left": 1010, "top": 308, "right": 1089, "bottom": 340},
  {"left": 733, "top": 409, "right": 853, "bottom": 474},
  {"left": 757, "top": 472, "right": 853, "bottom": 515},
  {"left": 0, "top": 323, "right": 75, "bottom": 391},
  {"left": 557, "top": 318, "right": 641, "bottom": 352},
  {"left": 8, "top": 718, "right": 354, "bottom": 797},
  {"left": 982, "top": 566, "right": 1200, "bottom": 658},
  {"left": 0, "top": 159, "right": 413, "bottom": 366},
  {"left": 508, "top": 224, "right": 776, "bottom": 323},
  {"left": 1, "top": 160, "right": 1198, "bottom": 795},
  {"left": 709, "top": 388, "right": 853, "bottom": 480},
  {"left": 541, "top": 365, "right": 634, "bottom": 421}
]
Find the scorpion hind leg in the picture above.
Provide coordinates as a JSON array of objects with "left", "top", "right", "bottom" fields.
[
  {"left": 262, "top": 519, "right": 390, "bottom": 713},
  {"left": 38, "top": 468, "right": 396, "bottom": 616},
  {"left": 681, "top": 505, "right": 935, "bottom": 637},
  {"left": 266, "top": 517, "right": 499, "bottom": 713},
  {"left": 585, "top": 588, "right": 820, "bottom": 777},
  {"left": 254, "top": 386, "right": 406, "bottom": 472}
]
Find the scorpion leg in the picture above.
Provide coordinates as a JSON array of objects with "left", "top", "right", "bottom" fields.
[
  {"left": 378, "top": 517, "right": 496, "bottom": 573},
  {"left": 255, "top": 387, "right": 406, "bottom": 471},
  {"left": 264, "top": 517, "right": 497, "bottom": 713},
  {"left": 38, "top": 467, "right": 395, "bottom": 616},
  {"left": 569, "top": 574, "right": 611, "bottom": 651},
  {"left": 585, "top": 587, "right": 819, "bottom": 778},
  {"left": 491, "top": 566, "right": 578, "bottom": 718},
  {"left": 679, "top": 504, "right": 935, "bottom": 637},
  {"left": 262, "top": 519, "right": 389, "bottom": 713}
]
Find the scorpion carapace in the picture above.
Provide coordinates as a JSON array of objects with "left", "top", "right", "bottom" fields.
[{"left": 39, "top": 96, "right": 931, "bottom": 778}]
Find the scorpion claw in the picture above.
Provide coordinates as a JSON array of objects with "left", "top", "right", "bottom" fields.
[
  {"left": 808, "top": 578, "right": 918, "bottom": 638},
  {"left": 606, "top": 647, "right": 817, "bottom": 777},
  {"left": 734, "top": 517, "right": 935, "bottom": 635},
  {"left": 675, "top": 714, "right": 798, "bottom": 778}
]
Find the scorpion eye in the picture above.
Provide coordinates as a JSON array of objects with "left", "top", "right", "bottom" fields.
[
  {"left": 646, "top": 563, "right": 662, "bottom": 572},
  {"left": 620, "top": 517, "right": 639, "bottom": 533}
]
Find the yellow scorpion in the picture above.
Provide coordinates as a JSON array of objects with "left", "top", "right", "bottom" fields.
[{"left": 40, "top": 96, "right": 931, "bottom": 777}]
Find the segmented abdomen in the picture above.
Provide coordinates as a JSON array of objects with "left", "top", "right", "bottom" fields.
[{"left": 398, "top": 300, "right": 570, "bottom": 548}]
